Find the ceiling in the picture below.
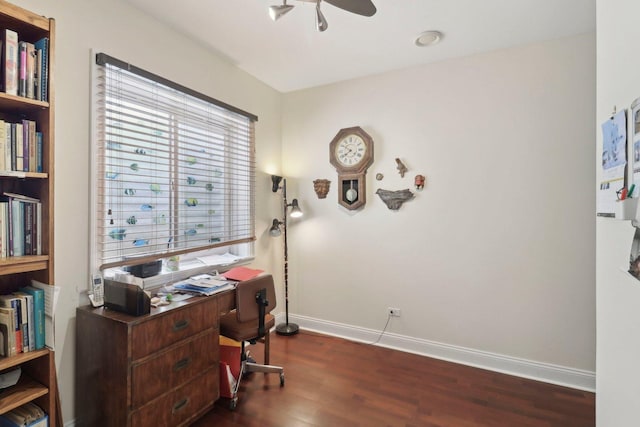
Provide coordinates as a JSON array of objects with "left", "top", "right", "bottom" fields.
[{"left": 124, "top": 0, "right": 595, "bottom": 93}]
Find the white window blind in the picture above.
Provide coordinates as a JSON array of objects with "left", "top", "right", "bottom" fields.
[{"left": 94, "top": 53, "right": 256, "bottom": 270}]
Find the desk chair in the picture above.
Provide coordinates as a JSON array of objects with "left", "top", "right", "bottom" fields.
[{"left": 219, "top": 274, "right": 285, "bottom": 407}]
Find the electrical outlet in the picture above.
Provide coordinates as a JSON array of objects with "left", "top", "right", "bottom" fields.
[{"left": 388, "top": 307, "right": 401, "bottom": 317}]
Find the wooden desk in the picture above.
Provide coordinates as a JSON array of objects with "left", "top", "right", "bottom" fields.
[{"left": 76, "top": 289, "right": 235, "bottom": 427}]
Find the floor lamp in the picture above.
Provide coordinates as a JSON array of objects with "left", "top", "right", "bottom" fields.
[{"left": 270, "top": 175, "right": 303, "bottom": 336}]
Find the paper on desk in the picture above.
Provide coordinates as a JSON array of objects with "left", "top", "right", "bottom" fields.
[
  {"left": 187, "top": 274, "right": 235, "bottom": 289},
  {"left": 196, "top": 252, "right": 240, "bottom": 266},
  {"left": 30, "top": 280, "right": 60, "bottom": 350}
]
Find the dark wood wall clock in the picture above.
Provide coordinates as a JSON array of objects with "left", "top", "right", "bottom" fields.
[{"left": 329, "top": 126, "right": 374, "bottom": 210}]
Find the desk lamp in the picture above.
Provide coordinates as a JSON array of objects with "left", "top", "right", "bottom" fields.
[{"left": 270, "top": 175, "right": 303, "bottom": 335}]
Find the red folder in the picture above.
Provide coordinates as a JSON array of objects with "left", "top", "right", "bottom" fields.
[{"left": 222, "top": 266, "right": 264, "bottom": 281}]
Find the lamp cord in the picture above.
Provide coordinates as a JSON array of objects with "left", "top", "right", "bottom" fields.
[{"left": 368, "top": 313, "right": 392, "bottom": 345}]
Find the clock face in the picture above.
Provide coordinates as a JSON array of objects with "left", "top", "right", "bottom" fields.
[{"left": 335, "top": 134, "right": 367, "bottom": 167}]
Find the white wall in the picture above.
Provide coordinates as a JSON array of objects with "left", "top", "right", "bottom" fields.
[
  {"left": 12, "top": 0, "right": 283, "bottom": 423},
  {"left": 282, "top": 33, "right": 595, "bottom": 378},
  {"left": 596, "top": 0, "right": 640, "bottom": 424}
]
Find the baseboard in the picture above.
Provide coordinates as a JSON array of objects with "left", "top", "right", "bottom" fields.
[{"left": 275, "top": 313, "right": 595, "bottom": 392}]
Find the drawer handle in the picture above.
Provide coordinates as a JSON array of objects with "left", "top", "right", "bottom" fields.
[
  {"left": 173, "top": 319, "right": 189, "bottom": 332},
  {"left": 172, "top": 398, "right": 189, "bottom": 414},
  {"left": 174, "top": 357, "right": 191, "bottom": 372}
]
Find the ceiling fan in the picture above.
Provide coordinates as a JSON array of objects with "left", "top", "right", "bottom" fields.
[{"left": 269, "top": 0, "right": 377, "bottom": 32}]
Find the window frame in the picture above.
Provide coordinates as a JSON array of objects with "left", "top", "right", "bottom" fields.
[{"left": 90, "top": 52, "right": 257, "bottom": 273}]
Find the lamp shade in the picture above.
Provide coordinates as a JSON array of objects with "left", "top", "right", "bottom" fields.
[
  {"left": 269, "top": 218, "right": 282, "bottom": 237},
  {"left": 290, "top": 199, "right": 303, "bottom": 218},
  {"left": 269, "top": 3, "right": 295, "bottom": 21}
]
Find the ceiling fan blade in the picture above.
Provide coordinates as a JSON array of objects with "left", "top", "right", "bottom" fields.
[{"left": 324, "top": 0, "right": 376, "bottom": 17}]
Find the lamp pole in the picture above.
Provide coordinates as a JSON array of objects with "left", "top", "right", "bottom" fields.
[{"left": 276, "top": 178, "right": 299, "bottom": 336}]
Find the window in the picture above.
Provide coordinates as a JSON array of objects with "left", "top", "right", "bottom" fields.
[{"left": 93, "top": 53, "right": 256, "bottom": 271}]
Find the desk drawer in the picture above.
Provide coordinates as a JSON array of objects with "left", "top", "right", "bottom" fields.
[
  {"left": 131, "top": 329, "right": 219, "bottom": 407},
  {"left": 131, "top": 368, "right": 218, "bottom": 427},
  {"left": 132, "top": 297, "right": 218, "bottom": 360}
]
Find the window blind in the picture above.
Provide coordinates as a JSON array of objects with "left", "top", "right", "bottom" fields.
[{"left": 94, "top": 53, "right": 256, "bottom": 270}]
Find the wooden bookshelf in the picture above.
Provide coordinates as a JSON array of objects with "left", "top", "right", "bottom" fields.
[{"left": 0, "top": 0, "right": 56, "bottom": 425}]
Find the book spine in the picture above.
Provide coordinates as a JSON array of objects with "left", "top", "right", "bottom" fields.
[
  {"left": 10, "top": 200, "right": 24, "bottom": 257},
  {"left": 0, "top": 202, "right": 6, "bottom": 258},
  {"left": 33, "top": 38, "right": 47, "bottom": 101},
  {"left": 9, "top": 300, "right": 21, "bottom": 354},
  {"left": 36, "top": 132, "right": 42, "bottom": 173},
  {"left": 20, "top": 287, "right": 44, "bottom": 350},
  {"left": 23, "top": 202, "right": 32, "bottom": 255},
  {"left": 26, "top": 42, "right": 35, "bottom": 99},
  {"left": 28, "top": 121, "right": 36, "bottom": 172},
  {"left": 17, "top": 41, "right": 26, "bottom": 97},
  {"left": 5, "top": 123, "right": 11, "bottom": 171},
  {"left": 6, "top": 198, "right": 13, "bottom": 256},
  {"left": 35, "top": 202, "right": 41, "bottom": 255},
  {"left": 3, "top": 29, "right": 18, "bottom": 96},
  {"left": 10, "top": 124, "right": 15, "bottom": 171},
  {"left": 14, "top": 123, "right": 22, "bottom": 172},
  {"left": 0, "top": 120, "right": 5, "bottom": 171},
  {"left": 21, "top": 120, "right": 28, "bottom": 172}
]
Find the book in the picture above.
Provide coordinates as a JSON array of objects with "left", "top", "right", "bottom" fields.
[
  {"left": 25, "top": 42, "right": 35, "bottom": 99},
  {"left": 33, "top": 38, "right": 47, "bottom": 102},
  {"left": 11, "top": 293, "right": 29, "bottom": 352},
  {"left": 13, "top": 292, "right": 34, "bottom": 352},
  {"left": 4, "top": 121, "right": 10, "bottom": 171},
  {"left": 19, "top": 286, "right": 44, "bottom": 350},
  {"left": 17, "top": 41, "right": 26, "bottom": 97},
  {"left": 34, "top": 48, "right": 41, "bottom": 101},
  {"left": 2, "top": 29, "right": 18, "bottom": 96},
  {"left": 0, "top": 119, "right": 5, "bottom": 171},
  {"left": 30, "top": 280, "right": 57, "bottom": 349},
  {"left": 10, "top": 199, "right": 24, "bottom": 257},
  {"left": 35, "top": 132, "right": 42, "bottom": 173},
  {"left": 0, "top": 296, "right": 22, "bottom": 353},
  {"left": 27, "top": 121, "right": 36, "bottom": 173},
  {"left": 0, "top": 308, "right": 14, "bottom": 357},
  {"left": 0, "top": 202, "right": 7, "bottom": 258},
  {"left": 14, "top": 122, "right": 23, "bottom": 172}
]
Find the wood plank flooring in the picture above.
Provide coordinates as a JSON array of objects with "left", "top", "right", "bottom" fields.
[{"left": 193, "top": 331, "right": 594, "bottom": 427}]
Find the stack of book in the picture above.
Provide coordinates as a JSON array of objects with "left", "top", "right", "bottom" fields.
[
  {"left": 0, "top": 402, "right": 47, "bottom": 427},
  {"left": 1, "top": 28, "right": 49, "bottom": 101},
  {"left": 0, "top": 283, "right": 45, "bottom": 358},
  {"left": 0, "top": 192, "right": 42, "bottom": 258},
  {"left": 0, "top": 119, "right": 43, "bottom": 173}
]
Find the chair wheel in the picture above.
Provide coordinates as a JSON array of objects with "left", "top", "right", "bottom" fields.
[
  {"left": 280, "top": 373, "right": 285, "bottom": 386},
  {"left": 229, "top": 397, "right": 237, "bottom": 410}
]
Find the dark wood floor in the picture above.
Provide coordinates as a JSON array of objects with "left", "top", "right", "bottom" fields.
[{"left": 193, "top": 331, "right": 595, "bottom": 427}]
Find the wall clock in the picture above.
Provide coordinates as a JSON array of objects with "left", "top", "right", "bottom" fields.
[{"left": 329, "top": 126, "right": 374, "bottom": 210}]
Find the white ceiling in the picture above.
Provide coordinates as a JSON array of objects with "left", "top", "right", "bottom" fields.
[{"left": 124, "top": 0, "right": 595, "bottom": 93}]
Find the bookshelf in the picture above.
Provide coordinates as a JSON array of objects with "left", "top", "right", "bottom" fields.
[{"left": 0, "top": 1, "right": 56, "bottom": 425}]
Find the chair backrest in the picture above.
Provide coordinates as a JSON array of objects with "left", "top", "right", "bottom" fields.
[{"left": 235, "top": 274, "right": 277, "bottom": 323}]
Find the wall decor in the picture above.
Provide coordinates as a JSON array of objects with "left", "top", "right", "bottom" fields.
[
  {"left": 395, "top": 158, "right": 408, "bottom": 177},
  {"left": 313, "top": 179, "right": 331, "bottom": 199},
  {"left": 329, "top": 126, "right": 374, "bottom": 210},
  {"left": 375, "top": 173, "right": 384, "bottom": 181},
  {"left": 414, "top": 174, "right": 425, "bottom": 190},
  {"left": 376, "top": 188, "right": 414, "bottom": 210}
]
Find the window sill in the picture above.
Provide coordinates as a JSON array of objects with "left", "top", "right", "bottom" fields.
[{"left": 105, "top": 255, "right": 254, "bottom": 291}]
